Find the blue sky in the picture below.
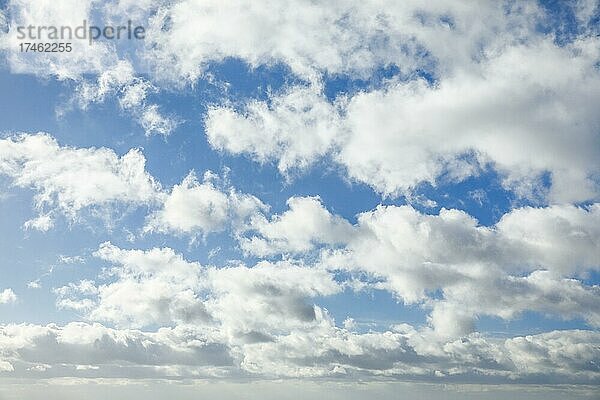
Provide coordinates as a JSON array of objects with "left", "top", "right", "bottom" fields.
[{"left": 0, "top": 1, "right": 599, "bottom": 399}]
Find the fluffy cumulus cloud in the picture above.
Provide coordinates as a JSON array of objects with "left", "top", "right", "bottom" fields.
[
  {"left": 182, "top": 0, "right": 600, "bottom": 203},
  {"left": 55, "top": 243, "right": 340, "bottom": 332},
  {"left": 0, "top": 133, "right": 269, "bottom": 234},
  {"left": 320, "top": 203, "right": 600, "bottom": 336},
  {"left": 4, "top": 170, "right": 597, "bottom": 383},
  {"left": 241, "top": 325, "right": 600, "bottom": 382},
  {"left": 4, "top": 1, "right": 599, "bottom": 201},
  {"left": 245, "top": 198, "right": 600, "bottom": 273},
  {"left": 504, "top": 330, "right": 600, "bottom": 380},
  {"left": 206, "top": 37, "right": 600, "bottom": 202},
  {"left": 206, "top": 260, "right": 340, "bottom": 341},
  {"left": 0, "top": 133, "right": 161, "bottom": 229},
  {"left": 0, "top": 0, "right": 176, "bottom": 78},
  {"left": 144, "top": 0, "right": 540, "bottom": 82},
  {"left": 336, "top": 38, "right": 600, "bottom": 202},
  {"left": 1, "top": 0, "right": 545, "bottom": 80},
  {"left": 238, "top": 196, "right": 354, "bottom": 256},
  {"left": 55, "top": 243, "right": 209, "bottom": 328},
  {"left": 206, "top": 85, "right": 342, "bottom": 174},
  {"left": 1, "top": 0, "right": 600, "bottom": 392},
  {"left": 3, "top": 242, "right": 599, "bottom": 383},
  {"left": 145, "top": 171, "right": 266, "bottom": 236},
  {"left": 239, "top": 198, "right": 600, "bottom": 337},
  {"left": 1, "top": 1, "right": 178, "bottom": 136}
]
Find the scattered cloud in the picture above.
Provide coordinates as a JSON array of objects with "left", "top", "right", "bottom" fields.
[
  {"left": 237, "top": 199, "right": 600, "bottom": 336},
  {"left": 73, "top": 60, "right": 179, "bottom": 136},
  {"left": 0, "top": 0, "right": 119, "bottom": 79},
  {"left": 320, "top": 203, "right": 600, "bottom": 335},
  {"left": 0, "top": 0, "right": 599, "bottom": 392},
  {"left": 0, "top": 289, "right": 17, "bottom": 304},
  {"left": 238, "top": 196, "right": 354, "bottom": 256},
  {"left": 145, "top": 170, "right": 266, "bottom": 237},
  {"left": 0, "top": 133, "right": 162, "bottom": 228},
  {"left": 206, "top": 38, "right": 600, "bottom": 202},
  {"left": 206, "top": 85, "right": 341, "bottom": 175},
  {"left": 144, "top": 1, "right": 539, "bottom": 82},
  {"left": 46, "top": 240, "right": 600, "bottom": 382}
]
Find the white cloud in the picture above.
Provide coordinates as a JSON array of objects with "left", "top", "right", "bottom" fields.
[
  {"left": 144, "top": 1, "right": 538, "bottom": 82},
  {"left": 1, "top": 0, "right": 599, "bottom": 389},
  {"left": 0, "top": 322, "right": 233, "bottom": 378},
  {"left": 0, "top": 228, "right": 573, "bottom": 384},
  {"left": 138, "top": 104, "right": 180, "bottom": 137},
  {"left": 27, "top": 281, "right": 41, "bottom": 290},
  {"left": 339, "top": 38, "right": 600, "bottom": 202},
  {"left": 0, "top": 289, "right": 17, "bottom": 304},
  {"left": 0, "top": 0, "right": 119, "bottom": 79},
  {"left": 495, "top": 204, "right": 600, "bottom": 276},
  {"left": 573, "top": 0, "right": 600, "bottom": 25},
  {"left": 206, "top": 260, "right": 340, "bottom": 340},
  {"left": 145, "top": 170, "right": 266, "bottom": 236},
  {"left": 206, "top": 85, "right": 341, "bottom": 174},
  {"left": 74, "top": 60, "right": 179, "bottom": 136},
  {"left": 74, "top": 60, "right": 138, "bottom": 107},
  {"left": 57, "top": 243, "right": 210, "bottom": 328},
  {"left": 313, "top": 203, "right": 600, "bottom": 335},
  {"left": 0, "top": 321, "right": 597, "bottom": 383},
  {"left": 23, "top": 214, "right": 54, "bottom": 232},
  {"left": 55, "top": 243, "right": 338, "bottom": 333},
  {"left": 5, "top": 2, "right": 597, "bottom": 202},
  {"left": 55, "top": 243, "right": 340, "bottom": 335},
  {"left": 0, "top": 361, "right": 14, "bottom": 373},
  {"left": 0, "top": 133, "right": 162, "bottom": 229},
  {"left": 505, "top": 329, "right": 600, "bottom": 379},
  {"left": 1, "top": 2, "right": 178, "bottom": 136},
  {"left": 206, "top": 37, "right": 600, "bottom": 202},
  {"left": 2, "top": 1, "right": 546, "bottom": 83},
  {"left": 238, "top": 196, "right": 354, "bottom": 256},
  {"left": 230, "top": 198, "right": 600, "bottom": 336},
  {"left": 0, "top": 134, "right": 269, "bottom": 236},
  {"left": 150, "top": 2, "right": 597, "bottom": 203},
  {"left": 46, "top": 241, "right": 600, "bottom": 382},
  {"left": 427, "top": 271, "right": 600, "bottom": 338}
]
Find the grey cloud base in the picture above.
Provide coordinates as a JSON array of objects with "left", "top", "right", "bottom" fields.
[{"left": 0, "top": 322, "right": 598, "bottom": 384}]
